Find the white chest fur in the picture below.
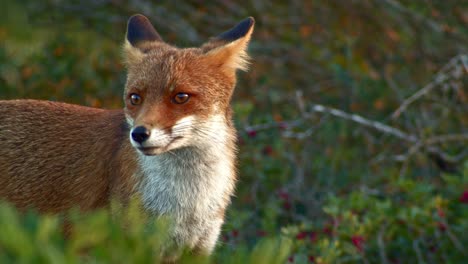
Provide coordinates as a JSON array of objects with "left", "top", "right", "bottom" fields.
[
  {"left": 137, "top": 145, "right": 235, "bottom": 218},
  {"left": 132, "top": 114, "right": 237, "bottom": 252}
]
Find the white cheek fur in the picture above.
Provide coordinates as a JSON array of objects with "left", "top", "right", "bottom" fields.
[
  {"left": 125, "top": 113, "right": 134, "bottom": 127},
  {"left": 146, "top": 127, "right": 171, "bottom": 147},
  {"left": 172, "top": 116, "right": 195, "bottom": 136},
  {"left": 129, "top": 115, "right": 197, "bottom": 149}
]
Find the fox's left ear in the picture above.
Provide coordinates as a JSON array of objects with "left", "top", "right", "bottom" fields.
[
  {"left": 123, "top": 14, "right": 163, "bottom": 66},
  {"left": 203, "top": 17, "right": 255, "bottom": 73}
]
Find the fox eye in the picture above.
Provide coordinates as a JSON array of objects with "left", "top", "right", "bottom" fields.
[
  {"left": 173, "top": 93, "right": 190, "bottom": 104},
  {"left": 129, "top": 93, "right": 142, "bottom": 105}
]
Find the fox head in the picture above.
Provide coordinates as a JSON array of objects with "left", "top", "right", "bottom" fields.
[{"left": 122, "top": 15, "right": 254, "bottom": 156}]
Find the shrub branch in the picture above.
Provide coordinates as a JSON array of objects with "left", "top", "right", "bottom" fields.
[{"left": 391, "top": 54, "right": 467, "bottom": 119}]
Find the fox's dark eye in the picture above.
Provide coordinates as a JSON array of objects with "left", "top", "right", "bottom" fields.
[
  {"left": 129, "top": 93, "right": 142, "bottom": 105},
  {"left": 173, "top": 93, "right": 190, "bottom": 104}
]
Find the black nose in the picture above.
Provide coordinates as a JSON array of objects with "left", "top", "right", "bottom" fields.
[{"left": 131, "top": 126, "right": 150, "bottom": 143}]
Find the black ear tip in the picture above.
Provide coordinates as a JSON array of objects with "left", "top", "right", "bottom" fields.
[
  {"left": 126, "top": 14, "right": 162, "bottom": 45},
  {"left": 217, "top": 16, "right": 255, "bottom": 42},
  {"left": 127, "top": 14, "right": 153, "bottom": 34},
  {"left": 128, "top": 14, "right": 150, "bottom": 26},
  {"left": 245, "top": 17, "right": 255, "bottom": 26},
  {"left": 236, "top": 17, "right": 255, "bottom": 32}
]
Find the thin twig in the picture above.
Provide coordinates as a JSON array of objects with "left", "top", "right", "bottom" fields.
[
  {"left": 244, "top": 86, "right": 466, "bottom": 174},
  {"left": 244, "top": 119, "right": 303, "bottom": 133},
  {"left": 412, "top": 238, "right": 426, "bottom": 264},
  {"left": 244, "top": 102, "right": 467, "bottom": 164},
  {"left": 307, "top": 103, "right": 418, "bottom": 142},
  {"left": 391, "top": 55, "right": 464, "bottom": 119},
  {"left": 442, "top": 219, "right": 466, "bottom": 254},
  {"left": 295, "top": 90, "right": 307, "bottom": 114},
  {"left": 396, "top": 134, "right": 468, "bottom": 176},
  {"left": 381, "top": 0, "right": 442, "bottom": 32},
  {"left": 403, "top": 134, "right": 468, "bottom": 160},
  {"left": 377, "top": 223, "right": 390, "bottom": 264}
]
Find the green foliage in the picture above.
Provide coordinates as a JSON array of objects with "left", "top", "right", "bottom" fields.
[
  {"left": 0, "top": 0, "right": 467, "bottom": 263},
  {"left": 314, "top": 169, "right": 468, "bottom": 263},
  {"left": 0, "top": 199, "right": 294, "bottom": 263},
  {"left": 0, "top": 200, "right": 172, "bottom": 263}
]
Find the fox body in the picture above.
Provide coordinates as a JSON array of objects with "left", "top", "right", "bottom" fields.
[{"left": 0, "top": 15, "right": 254, "bottom": 254}]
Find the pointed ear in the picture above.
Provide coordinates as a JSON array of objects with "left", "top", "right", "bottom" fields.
[
  {"left": 126, "top": 14, "right": 162, "bottom": 46},
  {"left": 123, "top": 14, "right": 163, "bottom": 66},
  {"left": 203, "top": 17, "right": 255, "bottom": 72}
]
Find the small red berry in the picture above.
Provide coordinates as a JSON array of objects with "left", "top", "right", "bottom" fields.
[
  {"left": 397, "top": 219, "right": 406, "bottom": 225},
  {"left": 437, "top": 222, "right": 447, "bottom": 232},
  {"left": 296, "top": 231, "right": 307, "bottom": 240},
  {"left": 247, "top": 129, "right": 257, "bottom": 138},
  {"left": 351, "top": 235, "right": 365, "bottom": 253},
  {"left": 278, "top": 190, "right": 289, "bottom": 200},
  {"left": 283, "top": 201, "right": 292, "bottom": 210},
  {"left": 288, "top": 256, "right": 294, "bottom": 263},
  {"left": 232, "top": 229, "right": 239, "bottom": 238},
  {"left": 256, "top": 230, "right": 267, "bottom": 237},
  {"left": 437, "top": 208, "right": 445, "bottom": 218},
  {"left": 322, "top": 225, "right": 332, "bottom": 236},
  {"left": 308, "top": 255, "right": 315, "bottom": 263},
  {"left": 459, "top": 190, "right": 468, "bottom": 204},
  {"left": 238, "top": 136, "right": 245, "bottom": 145},
  {"left": 262, "top": 145, "right": 273, "bottom": 156}
]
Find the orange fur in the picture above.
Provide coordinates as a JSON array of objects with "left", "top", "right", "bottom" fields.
[
  {"left": 0, "top": 100, "right": 137, "bottom": 212},
  {"left": 0, "top": 14, "right": 254, "bottom": 256}
]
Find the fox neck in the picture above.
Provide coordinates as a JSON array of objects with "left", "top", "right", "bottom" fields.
[{"left": 135, "top": 115, "right": 237, "bottom": 218}]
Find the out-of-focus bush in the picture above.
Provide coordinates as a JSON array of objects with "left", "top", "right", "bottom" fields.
[{"left": 0, "top": 199, "right": 293, "bottom": 264}]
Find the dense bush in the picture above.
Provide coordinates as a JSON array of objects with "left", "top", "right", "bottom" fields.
[
  {"left": 0, "top": 199, "right": 293, "bottom": 263},
  {"left": 1, "top": 0, "right": 466, "bottom": 263}
]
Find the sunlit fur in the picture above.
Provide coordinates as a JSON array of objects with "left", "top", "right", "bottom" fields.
[{"left": 203, "top": 36, "right": 252, "bottom": 72}]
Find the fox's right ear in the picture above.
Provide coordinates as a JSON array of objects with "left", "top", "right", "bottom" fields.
[
  {"left": 123, "top": 14, "right": 162, "bottom": 66},
  {"left": 202, "top": 17, "right": 255, "bottom": 74}
]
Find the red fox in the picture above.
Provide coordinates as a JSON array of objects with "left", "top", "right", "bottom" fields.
[{"left": 0, "top": 14, "right": 254, "bottom": 255}]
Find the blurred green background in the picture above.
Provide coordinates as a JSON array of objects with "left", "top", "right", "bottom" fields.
[{"left": 0, "top": 1, "right": 467, "bottom": 263}]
